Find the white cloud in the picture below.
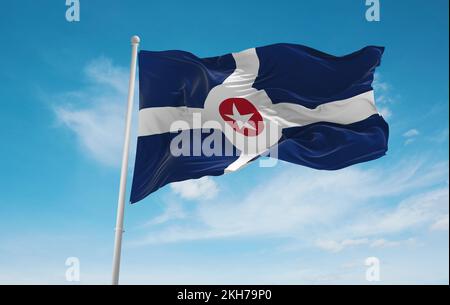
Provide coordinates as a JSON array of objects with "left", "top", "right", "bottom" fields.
[
  {"left": 373, "top": 73, "right": 395, "bottom": 104},
  {"left": 403, "top": 129, "right": 420, "bottom": 145},
  {"left": 430, "top": 214, "right": 449, "bottom": 231},
  {"left": 373, "top": 73, "right": 395, "bottom": 120},
  {"left": 131, "top": 159, "right": 449, "bottom": 249},
  {"left": 378, "top": 106, "right": 392, "bottom": 119},
  {"left": 54, "top": 57, "right": 133, "bottom": 167},
  {"left": 170, "top": 177, "right": 219, "bottom": 200},
  {"left": 370, "top": 238, "right": 416, "bottom": 249},
  {"left": 84, "top": 58, "right": 129, "bottom": 95},
  {"left": 404, "top": 138, "right": 415, "bottom": 145},
  {"left": 315, "top": 238, "right": 369, "bottom": 253},
  {"left": 346, "top": 187, "right": 448, "bottom": 237},
  {"left": 314, "top": 237, "right": 417, "bottom": 253},
  {"left": 143, "top": 201, "right": 186, "bottom": 226},
  {"left": 403, "top": 129, "right": 420, "bottom": 138}
]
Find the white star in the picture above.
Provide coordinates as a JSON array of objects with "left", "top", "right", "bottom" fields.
[{"left": 225, "top": 103, "right": 256, "bottom": 130}]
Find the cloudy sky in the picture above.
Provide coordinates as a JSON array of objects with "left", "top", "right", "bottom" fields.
[{"left": 0, "top": 0, "right": 448, "bottom": 284}]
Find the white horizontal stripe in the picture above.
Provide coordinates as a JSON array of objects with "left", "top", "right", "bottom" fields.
[
  {"left": 138, "top": 91, "right": 377, "bottom": 137},
  {"left": 258, "top": 91, "right": 377, "bottom": 129},
  {"left": 138, "top": 106, "right": 203, "bottom": 136}
]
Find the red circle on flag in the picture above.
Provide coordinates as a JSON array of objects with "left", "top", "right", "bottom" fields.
[{"left": 219, "top": 98, "right": 264, "bottom": 136}]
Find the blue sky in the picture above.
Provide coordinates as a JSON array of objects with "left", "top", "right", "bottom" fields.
[{"left": 0, "top": 0, "right": 448, "bottom": 284}]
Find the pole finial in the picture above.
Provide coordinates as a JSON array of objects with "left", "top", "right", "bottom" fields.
[{"left": 131, "top": 35, "right": 141, "bottom": 45}]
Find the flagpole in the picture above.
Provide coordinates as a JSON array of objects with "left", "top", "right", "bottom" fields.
[{"left": 111, "top": 35, "right": 140, "bottom": 285}]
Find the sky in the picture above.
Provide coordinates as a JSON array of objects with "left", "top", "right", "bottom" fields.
[{"left": 0, "top": 0, "right": 448, "bottom": 284}]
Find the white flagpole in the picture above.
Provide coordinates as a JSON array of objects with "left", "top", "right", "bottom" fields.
[{"left": 111, "top": 35, "right": 140, "bottom": 285}]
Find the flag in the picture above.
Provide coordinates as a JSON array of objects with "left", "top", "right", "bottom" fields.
[{"left": 130, "top": 43, "right": 389, "bottom": 203}]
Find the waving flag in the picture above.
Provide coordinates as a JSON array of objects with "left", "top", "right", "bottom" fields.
[{"left": 130, "top": 43, "right": 389, "bottom": 203}]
